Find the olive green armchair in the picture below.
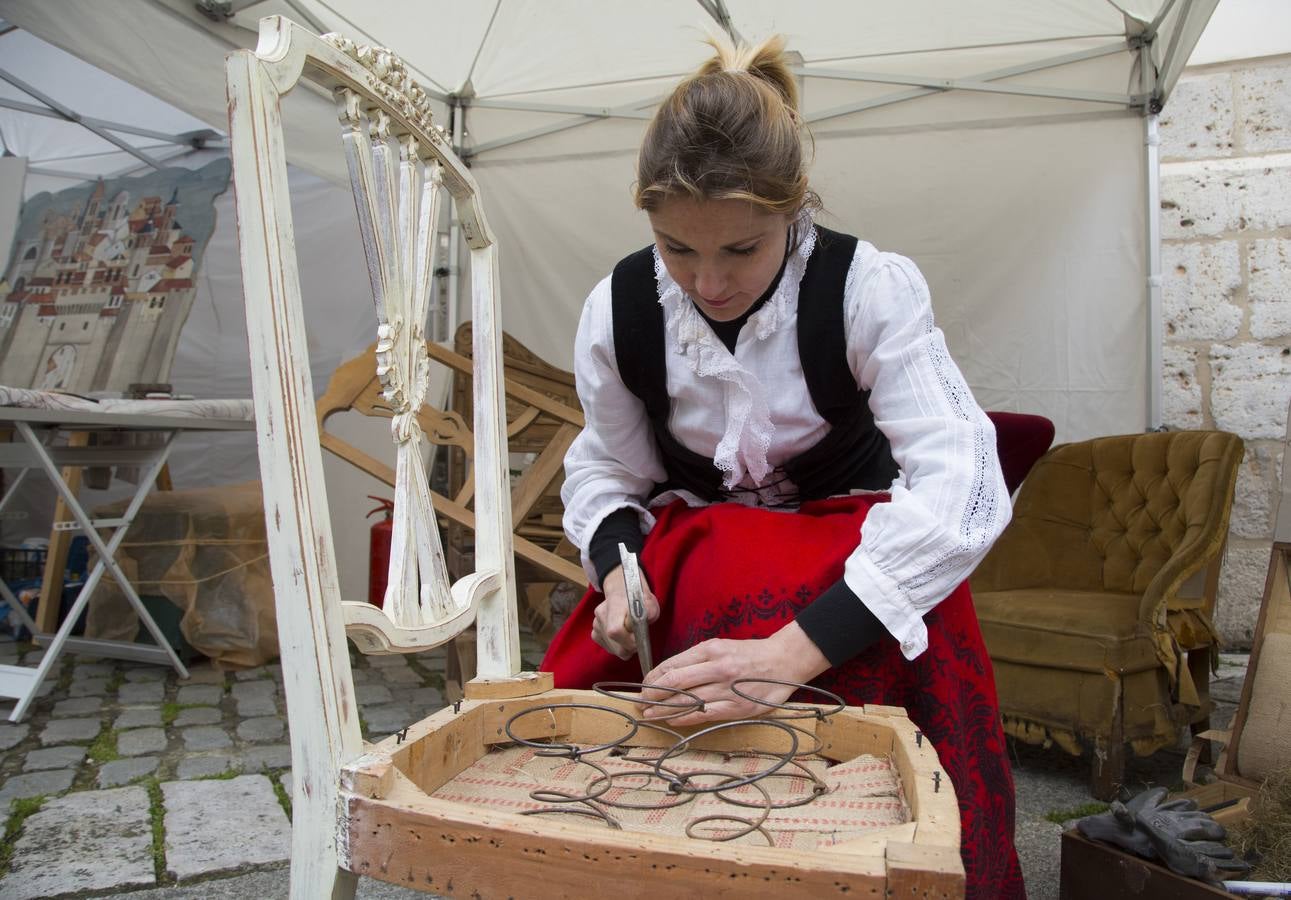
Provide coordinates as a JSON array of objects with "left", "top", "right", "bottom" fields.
[{"left": 970, "top": 430, "right": 1244, "bottom": 799}]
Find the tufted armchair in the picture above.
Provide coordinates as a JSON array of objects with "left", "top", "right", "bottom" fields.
[{"left": 970, "top": 430, "right": 1244, "bottom": 799}]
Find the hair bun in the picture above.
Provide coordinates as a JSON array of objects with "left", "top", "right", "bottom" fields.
[
  {"left": 633, "top": 31, "right": 815, "bottom": 216},
  {"left": 698, "top": 33, "right": 799, "bottom": 114}
]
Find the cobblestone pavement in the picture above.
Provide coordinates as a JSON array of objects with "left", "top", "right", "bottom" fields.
[
  {"left": 0, "top": 628, "right": 546, "bottom": 899},
  {"left": 0, "top": 631, "right": 1249, "bottom": 899}
]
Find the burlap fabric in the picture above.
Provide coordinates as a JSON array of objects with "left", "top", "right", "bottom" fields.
[{"left": 86, "top": 481, "right": 277, "bottom": 668}]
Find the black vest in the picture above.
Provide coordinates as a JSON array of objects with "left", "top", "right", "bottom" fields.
[{"left": 610, "top": 226, "right": 898, "bottom": 503}]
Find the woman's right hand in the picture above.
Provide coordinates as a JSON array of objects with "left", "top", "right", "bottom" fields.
[{"left": 592, "top": 565, "right": 661, "bottom": 660}]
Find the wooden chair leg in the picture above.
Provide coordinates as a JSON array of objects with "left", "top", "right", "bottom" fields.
[
  {"left": 292, "top": 865, "right": 357, "bottom": 900},
  {"left": 1187, "top": 646, "right": 1214, "bottom": 764},
  {"left": 1090, "top": 686, "right": 1126, "bottom": 801}
]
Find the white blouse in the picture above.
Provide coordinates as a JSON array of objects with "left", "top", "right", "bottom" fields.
[{"left": 561, "top": 224, "right": 1011, "bottom": 660}]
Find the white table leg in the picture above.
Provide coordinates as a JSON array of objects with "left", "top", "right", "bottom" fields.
[
  {"left": 0, "top": 467, "right": 41, "bottom": 635},
  {"left": 0, "top": 466, "right": 32, "bottom": 517},
  {"left": 5, "top": 423, "right": 190, "bottom": 721},
  {"left": 0, "top": 579, "right": 39, "bottom": 638}
]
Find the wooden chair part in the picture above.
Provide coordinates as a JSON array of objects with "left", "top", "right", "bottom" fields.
[
  {"left": 228, "top": 17, "right": 521, "bottom": 896},
  {"left": 340, "top": 690, "right": 964, "bottom": 898},
  {"left": 317, "top": 335, "right": 585, "bottom": 690},
  {"left": 315, "top": 339, "right": 585, "bottom": 592},
  {"left": 444, "top": 322, "right": 585, "bottom": 639}
]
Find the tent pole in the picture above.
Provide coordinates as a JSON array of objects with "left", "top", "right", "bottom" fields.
[
  {"left": 447, "top": 100, "right": 463, "bottom": 341},
  {"left": 1140, "top": 31, "right": 1163, "bottom": 431},
  {"left": 1145, "top": 113, "right": 1163, "bottom": 431},
  {"left": 0, "top": 67, "right": 163, "bottom": 170}
]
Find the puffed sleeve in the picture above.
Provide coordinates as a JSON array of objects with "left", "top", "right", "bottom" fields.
[
  {"left": 840, "top": 251, "right": 1011, "bottom": 659},
  {"left": 560, "top": 276, "right": 668, "bottom": 586}
]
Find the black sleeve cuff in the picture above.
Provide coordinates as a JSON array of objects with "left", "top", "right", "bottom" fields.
[
  {"left": 794, "top": 578, "right": 889, "bottom": 667},
  {"left": 588, "top": 507, "right": 645, "bottom": 586}
]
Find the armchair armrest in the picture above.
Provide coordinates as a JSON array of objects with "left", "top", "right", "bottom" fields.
[{"left": 1137, "top": 528, "right": 1232, "bottom": 629}]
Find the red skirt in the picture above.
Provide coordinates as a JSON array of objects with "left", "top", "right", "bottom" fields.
[{"left": 542, "top": 495, "right": 1026, "bottom": 900}]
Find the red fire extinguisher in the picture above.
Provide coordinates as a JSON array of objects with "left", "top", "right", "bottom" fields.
[{"left": 367, "top": 496, "right": 395, "bottom": 608}]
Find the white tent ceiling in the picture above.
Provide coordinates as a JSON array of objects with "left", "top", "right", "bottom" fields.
[
  {"left": 1, "top": 1, "right": 1216, "bottom": 177},
  {"left": 0, "top": 0, "right": 1245, "bottom": 603},
  {"left": 0, "top": 0, "right": 1226, "bottom": 444}
]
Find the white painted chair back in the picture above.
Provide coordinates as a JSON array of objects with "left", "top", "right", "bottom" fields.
[{"left": 226, "top": 18, "right": 521, "bottom": 895}]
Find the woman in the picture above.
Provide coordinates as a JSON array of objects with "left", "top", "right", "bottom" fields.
[{"left": 541, "top": 34, "right": 1025, "bottom": 899}]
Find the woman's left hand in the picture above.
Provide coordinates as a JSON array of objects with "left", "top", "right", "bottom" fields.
[{"left": 639, "top": 622, "right": 830, "bottom": 727}]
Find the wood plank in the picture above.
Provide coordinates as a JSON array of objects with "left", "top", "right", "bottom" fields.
[
  {"left": 340, "top": 753, "right": 395, "bottom": 799},
  {"left": 425, "top": 341, "right": 584, "bottom": 428},
  {"left": 885, "top": 715, "right": 960, "bottom": 849},
  {"left": 477, "top": 695, "right": 576, "bottom": 747},
  {"left": 1226, "top": 545, "right": 1288, "bottom": 781},
  {"left": 383, "top": 700, "right": 488, "bottom": 794},
  {"left": 508, "top": 422, "right": 578, "bottom": 528},
  {"left": 345, "top": 772, "right": 890, "bottom": 898},
  {"left": 566, "top": 698, "right": 815, "bottom": 756},
  {"left": 885, "top": 842, "right": 964, "bottom": 897},
  {"left": 464, "top": 670, "right": 554, "bottom": 700},
  {"left": 1176, "top": 780, "right": 1254, "bottom": 827},
  {"left": 815, "top": 710, "right": 896, "bottom": 762},
  {"left": 319, "top": 430, "right": 583, "bottom": 586}
]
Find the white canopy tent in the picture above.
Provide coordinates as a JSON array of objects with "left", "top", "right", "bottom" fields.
[{"left": 0, "top": 0, "right": 1225, "bottom": 446}]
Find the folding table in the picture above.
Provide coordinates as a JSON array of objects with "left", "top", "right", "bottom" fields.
[{"left": 0, "top": 406, "right": 254, "bottom": 721}]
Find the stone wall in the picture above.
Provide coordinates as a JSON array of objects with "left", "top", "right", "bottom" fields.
[{"left": 1159, "top": 55, "right": 1291, "bottom": 646}]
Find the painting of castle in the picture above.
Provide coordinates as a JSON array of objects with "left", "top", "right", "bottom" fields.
[{"left": 0, "top": 159, "right": 230, "bottom": 393}]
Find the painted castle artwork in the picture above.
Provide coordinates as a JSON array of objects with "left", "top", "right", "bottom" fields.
[{"left": 0, "top": 159, "right": 230, "bottom": 393}]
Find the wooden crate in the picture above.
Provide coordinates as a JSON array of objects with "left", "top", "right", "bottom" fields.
[
  {"left": 338, "top": 680, "right": 965, "bottom": 899},
  {"left": 1060, "top": 831, "right": 1236, "bottom": 900}
]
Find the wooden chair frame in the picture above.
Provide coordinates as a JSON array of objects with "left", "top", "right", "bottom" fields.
[
  {"left": 315, "top": 338, "right": 585, "bottom": 592},
  {"left": 228, "top": 17, "right": 962, "bottom": 898},
  {"left": 228, "top": 17, "right": 525, "bottom": 894}
]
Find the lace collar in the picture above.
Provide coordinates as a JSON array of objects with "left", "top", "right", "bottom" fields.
[{"left": 650, "top": 214, "right": 818, "bottom": 489}]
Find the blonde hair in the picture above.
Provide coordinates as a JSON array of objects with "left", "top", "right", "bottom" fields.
[{"left": 634, "top": 34, "right": 817, "bottom": 216}]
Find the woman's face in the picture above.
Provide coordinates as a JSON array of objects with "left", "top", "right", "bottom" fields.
[{"left": 648, "top": 197, "right": 791, "bottom": 322}]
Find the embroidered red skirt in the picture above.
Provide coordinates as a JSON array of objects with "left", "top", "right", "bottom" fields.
[{"left": 542, "top": 495, "right": 1026, "bottom": 900}]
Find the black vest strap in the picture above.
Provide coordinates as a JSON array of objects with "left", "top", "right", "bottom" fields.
[
  {"left": 797, "top": 227, "right": 860, "bottom": 424},
  {"left": 611, "top": 246, "right": 668, "bottom": 422},
  {"left": 610, "top": 227, "right": 898, "bottom": 502},
  {"left": 612, "top": 246, "right": 725, "bottom": 499}
]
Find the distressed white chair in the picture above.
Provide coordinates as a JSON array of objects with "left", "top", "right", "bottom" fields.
[
  {"left": 227, "top": 18, "right": 963, "bottom": 899},
  {"left": 227, "top": 17, "right": 528, "bottom": 896}
]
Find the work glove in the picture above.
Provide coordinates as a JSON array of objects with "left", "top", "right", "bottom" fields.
[
  {"left": 1075, "top": 786, "right": 1251, "bottom": 882},
  {"left": 1075, "top": 786, "right": 1177, "bottom": 858},
  {"left": 1132, "top": 793, "right": 1251, "bottom": 881}
]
